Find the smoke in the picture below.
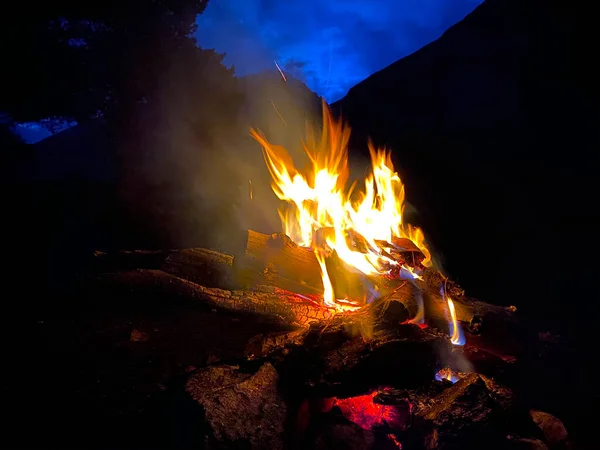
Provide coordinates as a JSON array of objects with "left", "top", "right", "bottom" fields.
[{"left": 128, "top": 64, "right": 327, "bottom": 253}]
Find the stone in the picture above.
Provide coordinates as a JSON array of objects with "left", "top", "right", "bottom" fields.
[
  {"left": 529, "top": 410, "right": 568, "bottom": 447},
  {"left": 185, "top": 363, "right": 286, "bottom": 449}
]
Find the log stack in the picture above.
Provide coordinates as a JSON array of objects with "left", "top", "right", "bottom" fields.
[
  {"left": 92, "top": 228, "right": 520, "bottom": 355},
  {"left": 90, "top": 229, "right": 568, "bottom": 450}
]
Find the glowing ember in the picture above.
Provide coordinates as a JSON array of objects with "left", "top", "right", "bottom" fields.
[
  {"left": 388, "top": 433, "right": 403, "bottom": 449},
  {"left": 334, "top": 391, "right": 409, "bottom": 430},
  {"left": 274, "top": 60, "right": 287, "bottom": 82},
  {"left": 251, "top": 104, "right": 431, "bottom": 311}
]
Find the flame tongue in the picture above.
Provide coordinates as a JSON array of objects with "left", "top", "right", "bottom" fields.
[{"left": 251, "top": 104, "right": 431, "bottom": 311}]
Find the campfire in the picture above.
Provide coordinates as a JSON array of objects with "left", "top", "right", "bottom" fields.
[
  {"left": 94, "top": 104, "right": 569, "bottom": 449},
  {"left": 250, "top": 104, "right": 430, "bottom": 312}
]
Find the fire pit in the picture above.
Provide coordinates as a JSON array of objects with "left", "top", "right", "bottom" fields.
[{"left": 93, "top": 105, "right": 569, "bottom": 449}]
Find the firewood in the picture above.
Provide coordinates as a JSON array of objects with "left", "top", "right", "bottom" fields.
[
  {"left": 251, "top": 296, "right": 455, "bottom": 398},
  {"left": 102, "top": 269, "right": 334, "bottom": 327},
  {"left": 409, "top": 373, "right": 514, "bottom": 450},
  {"left": 93, "top": 247, "right": 235, "bottom": 288},
  {"left": 161, "top": 247, "right": 234, "bottom": 288},
  {"left": 233, "top": 230, "right": 517, "bottom": 326},
  {"left": 92, "top": 249, "right": 169, "bottom": 271},
  {"left": 277, "top": 319, "right": 452, "bottom": 398},
  {"left": 94, "top": 232, "right": 520, "bottom": 355},
  {"left": 233, "top": 229, "right": 324, "bottom": 294}
]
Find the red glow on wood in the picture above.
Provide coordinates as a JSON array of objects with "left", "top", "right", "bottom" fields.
[{"left": 333, "top": 390, "right": 409, "bottom": 430}]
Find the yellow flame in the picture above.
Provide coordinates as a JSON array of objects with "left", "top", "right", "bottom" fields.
[
  {"left": 447, "top": 297, "right": 463, "bottom": 345},
  {"left": 250, "top": 103, "right": 431, "bottom": 310}
]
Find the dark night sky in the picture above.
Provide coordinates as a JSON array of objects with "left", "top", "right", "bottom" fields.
[
  {"left": 195, "top": 0, "right": 483, "bottom": 102},
  {"left": 17, "top": 0, "right": 482, "bottom": 143}
]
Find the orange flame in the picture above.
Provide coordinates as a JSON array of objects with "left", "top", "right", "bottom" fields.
[
  {"left": 251, "top": 103, "right": 431, "bottom": 311},
  {"left": 447, "top": 297, "right": 465, "bottom": 345}
]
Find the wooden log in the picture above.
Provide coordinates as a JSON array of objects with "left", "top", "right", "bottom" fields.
[
  {"left": 275, "top": 312, "right": 453, "bottom": 398},
  {"left": 233, "top": 230, "right": 324, "bottom": 295},
  {"left": 92, "top": 249, "right": 169, "bottom": 271},
  {"left": 102, "top": 269, "right": 334, "bottom": 327},
  {"left": 161, "top": 247, "right": 234, "bottom": 288},
  {"left": 247, "top": 289, "right": 456, "bottom": 399},
  {"left": 233, "top": 230, "right": 520, "bottom": 348},
  {"left": 377, "top": 277, "right": 523, "bottom": 359},
  {"left": 93, "top": 232, "right": 520, "bottom": 356},
  {"left": 234, "top": 230, "right": 515, "bottom": 316},
  {"left": 409, "top": 373, "right": 514, "bottom": 450},
  {"left": 93, "top": 247, "right": 235, "bottom": 288}
]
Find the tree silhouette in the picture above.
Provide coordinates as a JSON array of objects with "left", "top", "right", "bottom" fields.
[
  {"left": 0, "top": 1, "right": 241, "bottom": 136},
  {"left": 1, "top": 2, "right": 247, "bottom": 249}
]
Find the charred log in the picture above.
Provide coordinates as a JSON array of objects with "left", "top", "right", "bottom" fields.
[
  {"left": 93, "top": 247, "right": 235, "bottom": 288},
  {"left": 408, "top": 373, "right": 514, "bottom": 450},
  {"left": 233, "top": 230, "right": 517, "bottom": 330},
  {"left": 102, "top": 269, "right": 333, "bottom": 327},
  {"left": 94, "top": 232, "right": 521, "bottom": 357},
  {"left": 92, "top": 249, "right": 169, "bottom": 271},
  {"left": 271, "top": 308, "right": 453, "bottom": 398},
  {"left": 161, "top": 247, "right": 234, "bottom": 288}
]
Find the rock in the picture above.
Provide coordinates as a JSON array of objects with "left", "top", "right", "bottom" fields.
[
  {"left": 529, "top": 410, "right": 568, "bottom": 448},
  {"left": 185, "top": 363, "right": 286, "bottom": 449},
  {"left": 130, "top": 329, "right": 149, "bottom": 342}
]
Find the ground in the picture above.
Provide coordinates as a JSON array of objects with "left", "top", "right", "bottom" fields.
[{"left": 1, "top": 270, "right": 289, "bottom": 449}]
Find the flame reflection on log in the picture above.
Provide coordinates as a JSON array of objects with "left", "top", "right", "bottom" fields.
[{"left": 333, "top": 390, "right": 410, "bottom": 431}]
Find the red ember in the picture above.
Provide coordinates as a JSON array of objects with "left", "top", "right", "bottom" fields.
[{"left": 333, "top": 390, "right": 410, "bottom": 431}]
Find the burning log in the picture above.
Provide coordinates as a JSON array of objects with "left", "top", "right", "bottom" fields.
[
  {"left": 232, "top": 229, "right": 386, "bottom": 300},
  {"left": 264, "top": 306, "right": 453, "bottom": 398},
  {"left": 233, "top": 229, "right": 324, "bottom": 295},
  {"left": 233, "top": 230, "right": 516, "bottom": 330},
  {"left": 103, "top": 269, "right": 333, "bottom": 327},
  {"left": 93, "top": 237, "right": 521, "bottom": 361}
]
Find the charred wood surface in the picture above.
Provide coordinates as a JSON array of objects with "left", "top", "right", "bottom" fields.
[
  {"left": 93, "top": 247, "right": 234, "bottom": 288},
  {"left": 408, "top": 373, "right": 514, "bottom": 450},
  {"left": 92, "top": 249, "right": 169, "bottom": 271},
  {"left": 282, "top": 321, "right": 450, "bottom": 398},
  {"left": 100, "top": 269, "right": 333, "bottom": 327},
  {"left": 161, "top": 247, "right": 234, "bottom": 288},
  {"left": 93, "top": 231, "right": 521, "bottom": 357},
  {"left": 233, "top": 230, "right": 517, "bottom": 331},
  {"left": 251, "top": 294, "right": 453, "bottom": 397}
]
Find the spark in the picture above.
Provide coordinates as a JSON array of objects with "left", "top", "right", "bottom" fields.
[
  {"left": 270, "top": 99, "right": 288, "bottom": 126},
  {"left": 274, "top": 60, "right": 287, "bottom": 82}
]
